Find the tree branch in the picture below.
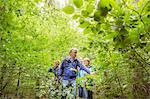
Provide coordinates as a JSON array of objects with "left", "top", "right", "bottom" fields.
[
  {"left": 122, "top": 0, "right": 145, "bottom": 26},
  {"left": 140, "top": 0, "right": 150, "bottom": 14}
]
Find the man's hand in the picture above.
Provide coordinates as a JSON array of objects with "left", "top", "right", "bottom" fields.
[
  {"left": 91, "top": 72, "right": 96, "bottom": 75},
  {"left": 70, "top": 68, "right": 77, "bottom": 72}
]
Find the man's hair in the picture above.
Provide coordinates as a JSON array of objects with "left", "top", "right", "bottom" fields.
[{"left": 69, "top": 48, "right": 78, "bottom": 54}]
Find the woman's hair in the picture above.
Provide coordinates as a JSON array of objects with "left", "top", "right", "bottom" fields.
[
  {"left": 83, "top": 58, "right": 90, "bottom": 63},
  {"left": 54, "top": 60, "right": 60, "bottom": 65}
]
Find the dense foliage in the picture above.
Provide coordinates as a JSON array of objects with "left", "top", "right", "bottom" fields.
[
  {"left": 62, "top": 0, "right": 150, "bottom": 98},
  {"left": 0, "top": 0, "right": 150, "bottom": 98},
  {"left": 0, "top": 0, "right": 84, "bottom": 98}
]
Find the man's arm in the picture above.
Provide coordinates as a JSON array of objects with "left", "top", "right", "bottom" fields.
[{"left": 77, "top": 60, "right": 91, "bottom": 74}]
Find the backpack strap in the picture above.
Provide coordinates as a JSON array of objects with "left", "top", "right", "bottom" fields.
[
  {"left": 61, "top": 58, "right": 79, "bottom": 75},
  {"left": 74, "top": 59, "right": 78, "bottom": 69}
]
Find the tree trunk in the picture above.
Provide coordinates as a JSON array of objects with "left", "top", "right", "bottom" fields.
[{"left": 15, "top": 67, "right": 22, "bottom": 96}]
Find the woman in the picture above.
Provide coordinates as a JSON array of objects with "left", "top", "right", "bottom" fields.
[{"left": 83, "top": 58, "right": 96, "bottom": 99}]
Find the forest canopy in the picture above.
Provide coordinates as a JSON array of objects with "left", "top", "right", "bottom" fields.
[{"left": 0, "top": 0, "right": 150, "bottom": 98}]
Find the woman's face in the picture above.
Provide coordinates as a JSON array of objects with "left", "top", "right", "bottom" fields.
[
  {"left": 84, "top": 60, "right": 90, "bottom": 66},
  {"left": 54, "top": 61, "right": 59, "bottom": 67}
]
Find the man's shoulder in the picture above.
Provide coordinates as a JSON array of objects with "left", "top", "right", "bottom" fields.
[
  {"left": 63, "top": 56, "right": 70, "bottom": 61},
  {"left": 63, "top": 56, "right": 79, "bottom": 62}
]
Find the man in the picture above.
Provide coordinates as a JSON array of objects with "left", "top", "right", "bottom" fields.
[{"left": 58, "top": 48, "right": 91, "bottom": 99}]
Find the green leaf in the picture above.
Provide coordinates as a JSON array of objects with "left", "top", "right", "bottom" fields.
[
  {"left": 109, "top": 0, "right": 119, "bottom": 10},
  {"left": 83, "top": 27, "right": 92, "bottom": 34},
  {"left": 62, "top": 6, "right": 74, "bottom": 14},
  {"left": 72, "top": 14, "right": 80, "bottom": 19},
  {"left": 99, "top": 7, "right": 109, "bottom": 17},
  {"left": 73, "top": 0, "right": 83, "bottom": 8},
  {"left": 86, "top": 3, "right": 94, "bottom": 14},
  {"left": 79, "top": 20, "right": 90, "bottom": 28},
  {"left": 94, "top": 10, "right": 101, "bottom": 21},
  {"left": 95, "top": 23, "right": 101, "bottom": 31},
  {"left": 81, "top": 10, "right": 89, "bottom": 17},
  {"left": 98, "top": 0, "right": 111, "bottom": 9},
  {"left": 128, "top": 29, "right": 139, "bottom": 43}
]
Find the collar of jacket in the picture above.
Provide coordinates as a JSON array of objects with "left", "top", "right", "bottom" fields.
[
  {"left": 87, "top": 65, "right": 92, "bottom": 68},
  {"left": 65, "top": 56, "right": 77, "bottom": 62}
]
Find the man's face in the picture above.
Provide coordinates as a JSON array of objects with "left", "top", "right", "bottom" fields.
[{"left": 70, "top": 50, "right": 77, "bottom": 59}]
